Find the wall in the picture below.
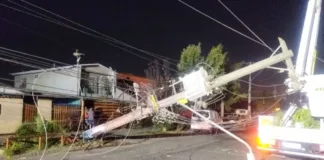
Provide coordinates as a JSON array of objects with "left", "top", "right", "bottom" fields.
[
  {"left": 0, "top": 98, "right": 23, "bottom": 134},
  {"left": 37, "top": 99, "right": 52, "bottom": 121},
  {"left": 14, "top": 68, "right": 80, "bottom": 96}
]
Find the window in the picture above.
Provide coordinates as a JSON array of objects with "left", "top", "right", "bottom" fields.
[{"left": 174, "top": 82, "right": 184, "bottom": 93}]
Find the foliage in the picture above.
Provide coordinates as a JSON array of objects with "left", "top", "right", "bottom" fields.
[
  {"left": 222, "top": 61, "right": 246, "bottom": 111},
  {"left": 15, "top": 124, "right": 37, "bottom": 137},
  {"left": 16, "top": 116, "right": 66, "bottom": 137},
  {"left": 205, "top": 44, "right": 227, "bottom": 75},
  {"left": 177, "top": 43, "right": 204, "bottom": 74},
  {"left": 6, "top": 116, "right": 67, "bottom": 158},
  {"left": 292, "top": 108, "right": 320, "bottom": 129},
  {"left": 177, "top": 43, "right": 245, "bottom": 111},
  {"left": 152, "top": 109, "right": 178, "bottom": 131}
]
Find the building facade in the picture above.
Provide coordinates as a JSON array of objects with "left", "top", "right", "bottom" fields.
[{"left": 11, "top": 63, "right": 118, "bottom": 99}]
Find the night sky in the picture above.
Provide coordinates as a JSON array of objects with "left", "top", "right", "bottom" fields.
[{"left": 0, "top": 0, "right": 324, "bottom": 85}]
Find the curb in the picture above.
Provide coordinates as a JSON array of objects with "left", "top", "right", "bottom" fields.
[{"left": 103, "top": 132, "right": 194, "bottom": 140}]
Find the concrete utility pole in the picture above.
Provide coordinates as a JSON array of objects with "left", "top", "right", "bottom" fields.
[
  {"left": 82, "top": 38, "right": 295, "bottom": 138},
  {"left": 248, "top": 62, "right": 252, "bottom": 119},
  {"left": 73, "top": 50, "right": 85, "bottom": 124},
  {"left": 73, "top": 49, "right": 85, "bottom": 96}
]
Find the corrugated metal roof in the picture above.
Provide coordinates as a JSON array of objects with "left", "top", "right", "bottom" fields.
[
  {"left": 117, "top": 73, "right": 151, "bottom": 85},
  {"left": 11, "top": 63, "right": 114, "bottom": 76}
]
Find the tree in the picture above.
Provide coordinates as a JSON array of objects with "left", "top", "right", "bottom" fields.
[
  {"left": 205, "top": 44, "right": 227, "bottom": 76},
  {"left": 177, "top": 43, "right": 245, "bottom": 111},
  {"left": 177, "top": 43, "right": 204, "bottom": 74},
  {"left": 223, "top": 62, "right": 246, "bottom": 111}
]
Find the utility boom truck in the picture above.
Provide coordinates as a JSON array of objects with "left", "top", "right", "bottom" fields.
[
  {"left": 257, "top": 0, "right": 324, "bottom": 159},
  {"left": 82, "top": 0, "right": 323, "bottom": 159}
]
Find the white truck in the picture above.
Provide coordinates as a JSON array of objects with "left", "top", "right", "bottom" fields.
[{"left": 257, "top": 0, "right": 324, "bottom": 159}]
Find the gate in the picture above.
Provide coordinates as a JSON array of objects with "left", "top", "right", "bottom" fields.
[
  {"left": 93, "top": 102, "right": 127, "bottom": 125},
  {"left": 52, "top": 105, "right": 81, "bottom": 130},
  {"left": 23, "top": 104, "right": 37, "bottom": 122}
]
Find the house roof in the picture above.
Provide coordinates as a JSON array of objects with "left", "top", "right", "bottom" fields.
[
  {"left": 117, "top": 73, "right": 151, "bottom": 85},
  {"left": 11, "top": 63, "right": 115, "bottom": 76},
  {"left": 0, "top": 85, "right": 24, "bottom": 95}
]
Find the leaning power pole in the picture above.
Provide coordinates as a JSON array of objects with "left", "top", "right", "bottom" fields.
[{"left": 248, "top": 62, "right": 252, "bottom": 119}]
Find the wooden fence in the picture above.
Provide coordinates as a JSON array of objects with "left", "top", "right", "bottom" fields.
[
  {"left": 93, "top": 102, "right": 131, "bottom": 125},
  {"left": 21, "top": 102, "right": 131, "bottom": 130},
  {"left": 23, "top": 104, "right": 37, "bottom": 122},
  {"left": 52, "top": 105, "right": 81, "bottom": 130}
]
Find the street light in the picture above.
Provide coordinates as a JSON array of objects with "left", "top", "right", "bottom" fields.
[
  {"left": 73, "top": 49, "right": 85, "bottom": 96},
  {"left": 73, "top": 49, "right": 85, "bottom": 65}
]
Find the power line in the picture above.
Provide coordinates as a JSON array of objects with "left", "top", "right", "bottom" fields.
[
  {"left": 251, "top": 45, "right": 281, "bottom": 80},
  {"left": 222, "top": 88, "right": 286, "bottom": 100},
  {"left": 0, "top": 52, "right": 123, "bottom": 92},
  {"left": 0, "top": 3, "right": 180, "bottom": 72},
  {"left": 317, "top": 56, "right": 324, "bottom": 63},
  {"left": 0, "top": 46, "right": 69, "bottom": 66},
  {"left": 178, "top": 0, "right": 269, "bottom": 48},
  {"left": 217, "top": 0, "right": 274, "bottom": 52},
  {"left": 257, "top": 72, "right": 280, "bottom": 82},
  {"left": 0, "top": 46, "right": 160, "bottom": 100},
  {"left": 0, "top": 50, "right": 53, "bottom": 67},
  {"left": 238, "top": 79, "right": 284, "bottom": 87},
  {"left": 0, "top": 16, "right": 69, "bottom": 49},
  {"left": 181, "top": 0, "right": 279, "bottom": 81},
  {"left": 14, "top": 0, "right": 180, "bottom": 63}
]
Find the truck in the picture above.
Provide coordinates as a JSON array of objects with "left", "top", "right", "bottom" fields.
[{"left": 257, "top": 0, "right": 324, "bottom": 159}]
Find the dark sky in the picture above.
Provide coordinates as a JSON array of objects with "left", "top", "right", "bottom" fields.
[{"left": 0, "top": 0, "right": 323, "bottom": 85}]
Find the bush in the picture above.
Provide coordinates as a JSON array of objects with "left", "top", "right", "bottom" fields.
[
  {"left": 15, "top": 123, "right": 37, "bottom": 137},
  {"left": 16, "top": 116, "right": 67, "bottom": 137},
  {"left": 8, "top": 116, "right": 67, "bottom": 157},
  {"left": 273, "top": 108, "right": 320, "bottom": 129},
  {"left": 292, "top": 108, "right": 320, "bottom": 129}
]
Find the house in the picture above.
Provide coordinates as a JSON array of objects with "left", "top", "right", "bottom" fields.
[
  {"left": 0, "top": 63, "right": 141, "bottom": 134},
  {"left": 11, "top": 63, "right": 136, "bottom": 102},
  {"left": 0, "top": 83, "right": 75, "bottom": 134}
]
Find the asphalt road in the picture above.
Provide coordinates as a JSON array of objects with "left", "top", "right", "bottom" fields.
[{"left": 22, "top": 131, "right": 299, "bottom": 160}]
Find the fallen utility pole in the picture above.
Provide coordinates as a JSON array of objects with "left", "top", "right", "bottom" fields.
[
  {"left": 82, "top": 37, "right": 294, "bottom": 139},
  {"left": 211, "top": 39, "right": 293, "bottom": 88}
]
